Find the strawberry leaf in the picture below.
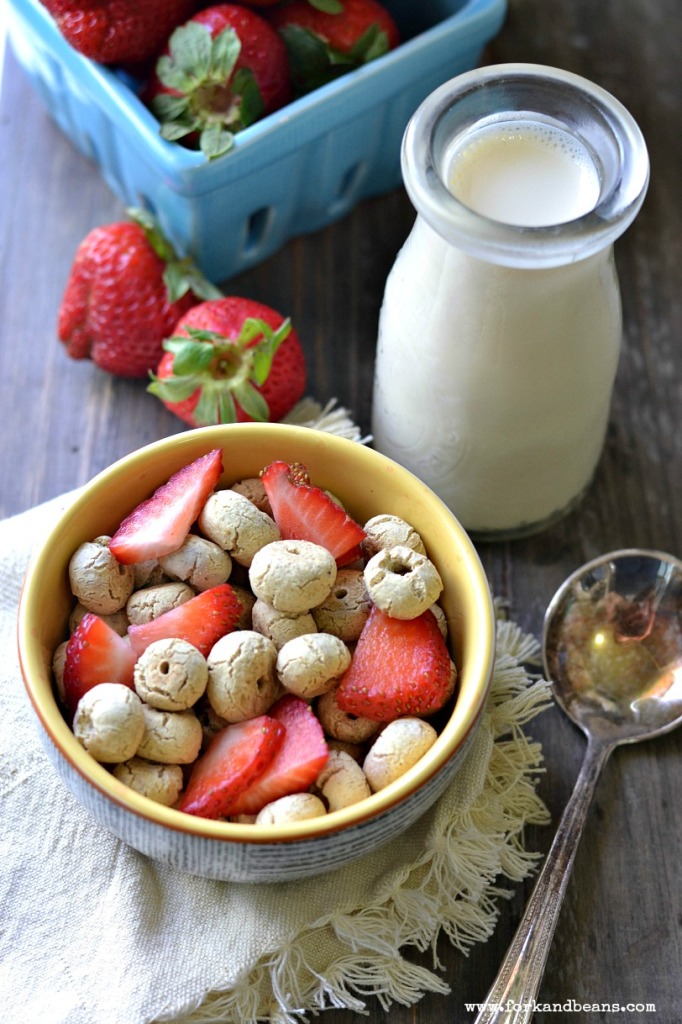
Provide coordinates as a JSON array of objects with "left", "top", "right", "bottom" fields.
[
  {"left": 200, "top": 123, "right": 236, "bottom": 159},
  {"left": 350, "top": 24, "right": 389, "bottom": 63},
  {"left": 153, "top": 90, "right": 192, "bottom": 117},
  {"left": 218, "top": 391, "right": 238, "bottom": 424},
  {"left": 190, "top": 383, "right": 221, "bottom": 425},
  {"left": 210, "top": 27, "right": 242, "bottom": 80},
  {"left": 147, "top": 373, "right": 201, "bottom": 402},
  {"left": 163, "top": 262, "right": 192, "bottom": 302},
  {"left": 168, "top": 339, "right": 215, "bottom": 376},
  {"left": 163, "top": 22, "right": 214, "bottom": 85},
  {"left": 158, "top": 116, "right": 198, "bottom": 143},
  {"left": 233, "top": 380, "right": 270, "bottom": 421},
  {"left": 250, "top": 318, "right": 291, "bottom": 385},
  {"left": 178, "top": 262, "right": 223, "bottom": 301},
  {"left": 238, "top": 318, "right": 268, "bottom": 346},
  {"left": 127, "top": 207, "right": 176, "bottom": 262},
  {"left": 307, "top": 0, "right": 344, "bottom": 11},
  {"left": 155, "top": 55, "right": 194, "bottom": 94},
  {"left": 127, "top": 207, "right": 223, "bottom": 304},
  {"left": 167, "top": 328, "right": 225, "bottom": 347},
  {"left": 279, "top": 25, "right": 332, "bottom": 92},
  {"left": 164, "top": 259, "right": 223, "bottom": 303},
  {"left": 231, "top": 67, "right": 265, "bottom": 128}
]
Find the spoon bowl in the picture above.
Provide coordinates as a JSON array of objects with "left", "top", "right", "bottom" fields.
[
  {"left": 545, "top": 548, "right": 682, "bottom": 744},
  {"left": 474, "top": 549, "right": 682, "bottom": 1023}
]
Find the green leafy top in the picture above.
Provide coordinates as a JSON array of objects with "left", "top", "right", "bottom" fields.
[
  {"left": 127, "top": 207, "right": 222, "bottom": 303},
  {"left": 280, "top": 22, "right": 390, "bottom": 95},
  {"left": 151, "top": 22, "right": 265, "bottom": 159},
  {"left": 147, "top": 317, "right": 292, "bottom": 425}
]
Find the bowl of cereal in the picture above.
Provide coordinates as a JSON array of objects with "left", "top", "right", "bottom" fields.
[{"left": 17, "top": 423, "right": 495, "bottom": 882}]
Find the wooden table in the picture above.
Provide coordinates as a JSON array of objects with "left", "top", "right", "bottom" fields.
[{"left": 2, "top": 1, "right": 680, "bottom": 1021}]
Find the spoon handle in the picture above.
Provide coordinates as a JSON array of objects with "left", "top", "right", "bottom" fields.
[{"left": 472, "top": 735, "right": 614, "bottom": 1024}]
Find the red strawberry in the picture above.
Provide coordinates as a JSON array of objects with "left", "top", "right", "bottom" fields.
[
  {"left": 336, "top": 606, "right": 454, "bottom": 721},
  {"left": 220, "top": 694, "right": 329, "bottom": 816},
  {"left": 109, "top": 448, "right": 223, "bottom": 564},
  {"left": 58, "top": 208, "right": 221, "bottom": 378},
  {"left": 178, "top": 715, "right": 285, "bottom": 818},
  {"left": 269, "top": 0, "right": 399, "bottom": 94},
  {"left": 146, "top": 4, "right": 291, "bottom": 158},
  {"left": 261, "top": 460, "right": 366, "bottom": 567},
  {"left": 148, "top": 297, "right": 307, "bottom": 427},
  {"left": 41, "top": 0, "right": 200, "bottom": 66},
  {"left": 127, "top": 583, "right": 242, "bottom": 657},
  {"left": 62, "top": 613, "right": 137, "bottom": 717}
]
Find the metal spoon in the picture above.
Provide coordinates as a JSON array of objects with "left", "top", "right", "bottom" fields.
[{"left": 473, "top": 548, "right": 682, "bottom": 1024}]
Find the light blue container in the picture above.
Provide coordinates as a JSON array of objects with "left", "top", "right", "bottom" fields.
[{"left": 6, "top": 0, "right": 507, "bottom": 282}]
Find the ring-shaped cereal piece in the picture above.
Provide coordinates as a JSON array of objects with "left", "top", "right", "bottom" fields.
[
  {"left": 198, "top": 489, "right": 280, "bottom": 566},
  {"left": 206, "top": 630, "right": 279, "bottom": 722},
  {"left": 158, "top": 534, "right": 232, "bottom": 591},
  {"left": 276, "top": 633, "right": 351, "bottom": 699},
  {"left": 249, "top": 539, "right": 337, "bottom": 615},
  {"left": 136, "top": 706, "right": 203, "bottom": 764},
  {"left": 251, "top": 598, "right": 317, "bottom": 650},
  {"left": 112, "top": 758, "right": 184, "bottom": 806},
  {"left": 126, "top": 581, "right": 195, "bottom": 626},
  {"left": 316, "top": 687, "right": 380, "bottom": 744},
  {"left": 363, "top": 544, "right": 443, "bottom": 620},
  {"left": 68, "top": 536, "right": 135, "bottom": 615},
  {"left": 134, "top": 637, "right": 208, "bottom": 711},
  {"left": 316, "top": 749, "right": 371, "bottom": 811},
  {"left": 361, "top": 514, "right": 427, "bottom": 559},
  {"left": 73, "top": 683, "right": 145, "bottom": 763},
  {"left": 311, "top": 568, "right": 371, "bottom": 643},
  {"left": 363, "top": 717, "right": 438, "bottom": 791}
]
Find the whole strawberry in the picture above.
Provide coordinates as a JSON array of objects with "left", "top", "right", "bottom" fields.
[
  {"left": 40, "top": 0, "right": 200, "bottom": 66},
  {"left": 146, "top": 4, "right": 291, "bottom": 159},
  {"left": 148, "top": 296, "right": 307, "bottom": 426},
  {"left": 58, "top": 209, "right": 221, "bottom": 378},
  {"left": 268, "top": 0, "right": 400, "bottom": 94}
]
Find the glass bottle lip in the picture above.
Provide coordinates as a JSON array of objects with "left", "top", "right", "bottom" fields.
[{"left": 402, "top": 63, "right": 650, "bottom": 268}]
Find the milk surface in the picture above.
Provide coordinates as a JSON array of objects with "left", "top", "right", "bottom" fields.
[
  {"left": 372, "top": 121, "right": 621, "bottom": 535},
  {"left": 447, "top": 121, "right": 601, "bottom": 226}
]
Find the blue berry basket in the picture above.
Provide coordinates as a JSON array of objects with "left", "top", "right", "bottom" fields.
[{"left": 6, "top": 0, "right": 506, "bottom": 282}]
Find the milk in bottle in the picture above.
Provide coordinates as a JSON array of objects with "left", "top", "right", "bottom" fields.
[{"left": 371, "top": 65, "right": 649, "bottom": 538}]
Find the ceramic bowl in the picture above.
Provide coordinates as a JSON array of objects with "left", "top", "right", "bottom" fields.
[{"left": 18, "top": 423, "right": 495, "bottom": 882}]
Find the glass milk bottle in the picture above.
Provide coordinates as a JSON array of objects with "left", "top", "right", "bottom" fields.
[{"left": 372, "top": 64, "right": 649, "bottom": 540}]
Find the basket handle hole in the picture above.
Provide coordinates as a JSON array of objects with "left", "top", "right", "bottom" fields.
[
  {"left": 243, "top": 206, "right": 275, "bottom": 256},
  {"left": 330, "top": 162, "right": 367, "bottom": 214}
]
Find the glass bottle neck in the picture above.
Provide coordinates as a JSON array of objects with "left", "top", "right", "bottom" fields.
[{"left": 402, "top": 63, "right": 649, "bottom": 269}]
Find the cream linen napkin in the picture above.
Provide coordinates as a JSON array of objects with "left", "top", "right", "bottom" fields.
[{"left": 0, "top": 410, "right": 552, "bottom": 1024}]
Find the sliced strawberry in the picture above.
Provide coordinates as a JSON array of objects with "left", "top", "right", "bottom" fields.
[
  {"left": 62, "top": 613, "right": 137, "bottom": 718},
  {"left": 261, "top": 460, "right": 366, "bottom": 567},
  {"left": 221, "top": 694, "right": 329, "bottom": 817},
  {"left": 109, "top": 448, "right": 223, "bottom": 565},
  {"left": 127, "top": 584, "right": 242, "bottom": 658},
  {"left": 178, "top": 716, "right": 285, "bottom": 819},
  {"left": 336, "top": 606, "right": 455, "bottom": 721}
]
